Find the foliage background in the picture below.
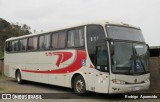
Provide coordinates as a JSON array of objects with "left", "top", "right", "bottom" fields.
[{"left": 0, "top": 18, "right": 31, "bottom": 57}]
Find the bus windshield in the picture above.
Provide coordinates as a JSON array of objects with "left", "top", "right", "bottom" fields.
[
  {"left": 111, "top": 42, "right": 149, "bottom": 75},
  {"left": 106, "top": 25, "right": 149, "bottom": 75},
  {"left": 106, "top": 25, "right": 145, "bottom": 42}
]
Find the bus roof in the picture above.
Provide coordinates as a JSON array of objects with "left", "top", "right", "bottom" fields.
[{"left": 6, "top": 21, "right": 140, "bottom": 41}]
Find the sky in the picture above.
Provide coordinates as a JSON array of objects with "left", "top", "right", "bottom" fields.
[{"left": 0, "top": 0, "right": 160, "bottom": 46}]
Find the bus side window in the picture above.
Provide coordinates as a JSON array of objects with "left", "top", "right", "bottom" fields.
[
  {"left": 11, "top": 40, "right": 18, "bottom": 52},
  {"left": 33, "top": 37, "right": 38, "bottom": 50},
  {"left": 67, "top": 27, "right": 84, "bottom": 48},
  {"left": 75, "top": 28, "right": 84, "bottom": 47},
  {"left": 51, "top": 33, "right": 58, "bottom": 49},
  {"left": 58, "top": 31, "right": 66, "bottom": 48},
  {"left": 11, "top": 41, "right": 14, "bottom": 52},
  {"left": 39, "top": 34, "right": 50, "bottom": 50},
  {"left": 87, "top": 25, "right": 105, "bottom": 66},
  {"left": 5, "top": 41, "right": 11, "bottom": 52},
  {"left": 22, "top": 39, "right": 27, "bottom": 51},
  {"left": 67, "top": 30, "right": 76, "bottom": 47},
  {"left": 20, "top": 39, "right": 27, "bottom": 51},
  {"left": 96, "top": 46, "right": 108, "bottom": 72},
  {"left": 28, "top": 37, "right": 33, "bottom": 50},
  {"left": 19, "top": 40, "right": 23, "bottom": 51}
]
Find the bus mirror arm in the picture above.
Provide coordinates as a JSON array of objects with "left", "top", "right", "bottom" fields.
[
  {"left": 146, "top": 44, "right": 149, "bottom": 49},
  {"left": 105, "top": 38, "right": 115, "bottom": 56},
  {"left": 105, "top": 38, "right": 113, "bottom": 41},
  {"left": 146, "top": 44, "right": 150, "bottom": 57},
  {"left": 106, "top": 38, "right": 114, "bottom": 56},
  {"left": 110, "top": 41, "right": 114, "bottom": 56}
]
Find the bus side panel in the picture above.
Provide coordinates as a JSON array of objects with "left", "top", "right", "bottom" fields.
[
  {"left": 4, "top": 63, "right": 10, "bottom": 77},
  {"left": 23, "top": 52, "right": 49, "bottom": 83},
  {"left": 48, "top": 50, "right": 75, "bottom": 87},
  {"left": 4, "top": 53, "right": 19, "bottom": 78}
]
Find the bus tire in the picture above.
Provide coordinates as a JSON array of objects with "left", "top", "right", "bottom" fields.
[
  {"left": 73, "top": 75, "right": 87, "bottom": 95},
  {"left": 15, "top": 70, "right": 23, "bottom": 84}
]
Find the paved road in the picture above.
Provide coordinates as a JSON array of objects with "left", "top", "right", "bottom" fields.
[{"left": 0, "top": 78, "right": 160, "bottom": 102}]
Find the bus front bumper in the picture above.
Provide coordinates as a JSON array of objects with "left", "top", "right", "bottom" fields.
[{"left": 109, "top": 81, "right": 150, "bottom": 94}]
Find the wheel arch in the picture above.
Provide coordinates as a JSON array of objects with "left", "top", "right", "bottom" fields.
[
  {"left": 15, "top": 68, "right": 22, "bottom": 78},
  {"left": 71, "top": 72, "right": 89, "bottom": 90}
]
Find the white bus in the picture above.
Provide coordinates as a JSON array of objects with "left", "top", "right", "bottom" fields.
[{"left": 4, "top": 21, "right": 150, "bottom": 95}]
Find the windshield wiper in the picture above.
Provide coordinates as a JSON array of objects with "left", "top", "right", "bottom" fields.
[
  {"left": 128, "top": 54, "right": 135, "bottom": 74},
  {"left": 128, "top": 45, "right": 146, "bottom": 74},
  {"left": 134, "top": 49, "right": 146, "bottom": 73},
  {"left": 127, "top": 45, "right": 135, "bottom": 74}
]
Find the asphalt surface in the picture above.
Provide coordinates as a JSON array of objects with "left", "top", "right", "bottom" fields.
[
  {"left": 0, "top": 57, "right": 160, "bottom": 101},
  {"left": 0, "top": 78, "right": 160, "bottom": 102}
]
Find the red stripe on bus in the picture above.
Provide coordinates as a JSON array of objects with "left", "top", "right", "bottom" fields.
[
  {"left": 22, "top": 50, "right": 86, "bottom": 74},
  {"left": 90, "top": 64, "right": 94, "bottom": 68},
  {"left": 53, "top": 52, "right": 72, "bottom": 67}
]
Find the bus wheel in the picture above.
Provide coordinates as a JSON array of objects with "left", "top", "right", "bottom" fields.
[
  {"left": 16, "top": 70, "right": 23, "bottom": 84},
  {"left": 73, "top": 75, "right": 87, "bottom": 95}
]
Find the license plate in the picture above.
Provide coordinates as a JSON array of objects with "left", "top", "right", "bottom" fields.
[{"left": 132, "top": 87, "right": 140, "bottom": 91}]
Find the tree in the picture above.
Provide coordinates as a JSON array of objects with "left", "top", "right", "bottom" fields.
[{"left": 0, "top": 18, "right": 31, "bottom": 57}]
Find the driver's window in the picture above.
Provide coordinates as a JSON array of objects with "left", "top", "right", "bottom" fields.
[{"left": 96, "top": 46, "right": 108, "bottom": 72}]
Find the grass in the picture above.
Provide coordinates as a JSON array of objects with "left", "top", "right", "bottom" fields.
[
  {"left": 0, "top": 85, "right": 8, "bottom": 93},
  {"left": 0, "top": 49, "right": 3, "bottom": 57},
  {"left": 0, "top": 73, "right": 6, "bottom": 80},
  {"left": 0, "top": 87, "right": 6, "bottom": 91},
  {"left": 0, "top": 73, "right": 8, "bottom": 92}
]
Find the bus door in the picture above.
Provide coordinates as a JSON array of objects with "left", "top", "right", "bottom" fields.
[{"left": 94, "top": 42, "right": 110, "bottom": 93}]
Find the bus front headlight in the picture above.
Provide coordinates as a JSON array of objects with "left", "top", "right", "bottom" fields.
[
  {"left": 144, "top": 79, "right": 150, "bottom": 83},
  {"left": 112, "top": 79, "right": 126, "bottom": 84}
]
